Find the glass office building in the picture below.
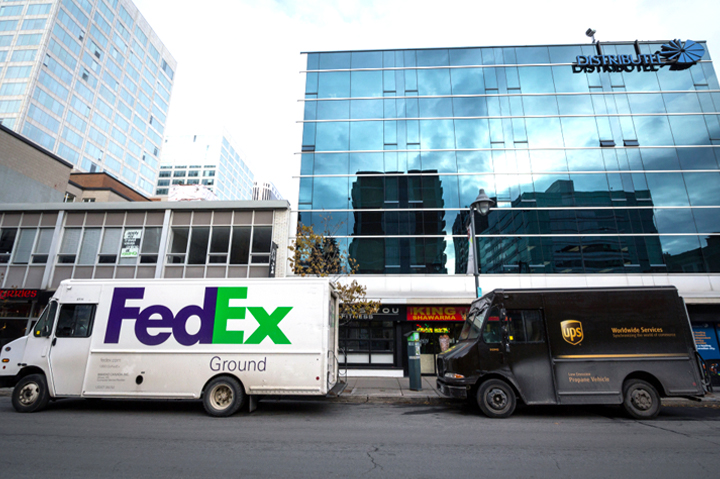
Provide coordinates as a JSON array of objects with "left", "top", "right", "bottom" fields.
[
  {"left": 0, "top": 0, "right": 175, "bottom": 196},
  {"left": 298, "top": 40, "right": 720, "bottom": 377}
]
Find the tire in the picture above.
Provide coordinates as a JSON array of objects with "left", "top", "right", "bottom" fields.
[
  {"left": 477, "top": 379, "right": 516, "bottom": 418},
  {"left": 623, "top": 379, "right": 660, "bottom": 419},
  {"left": 203, "top": 376, "right": 245, "bottom": 417},
  {"left": 12, "top": 374, "right": 50, "bottom": 413}
]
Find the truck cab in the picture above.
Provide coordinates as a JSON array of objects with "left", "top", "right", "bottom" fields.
[{"left": 0, "top": 292, "right": 97, "bottom": 412}]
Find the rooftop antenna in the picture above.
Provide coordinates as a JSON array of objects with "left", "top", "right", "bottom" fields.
[
  {"left": 586, "top": 28, "right": 602, "bottom": 55},
  {"left": 585, "top": 28, "right": 597, "bottom": 43}
]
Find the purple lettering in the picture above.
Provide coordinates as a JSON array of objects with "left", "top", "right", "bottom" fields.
[
  {"left": 105, "top": 288, "right": 145, "bottom": 343},
  {"left": 172, "top": 288, "right": 217, "bottom": 345},
  {"left": 106, "top": 287, "right": 220, "bottom": 346},
  {"left": 135, "top": 305, "right": 173, "bottom": 346}
]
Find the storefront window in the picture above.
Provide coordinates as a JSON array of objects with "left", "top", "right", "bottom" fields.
[
  {"left": 339, "top": 320, "right": 395, "bottom": 365},
  {"left": 0, "top": 298, "right": 37, "bottom": 348}
]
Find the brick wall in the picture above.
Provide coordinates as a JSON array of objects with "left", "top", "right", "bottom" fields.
[{"left": 0, "top": 128, "right": 72, "bottom": 202}]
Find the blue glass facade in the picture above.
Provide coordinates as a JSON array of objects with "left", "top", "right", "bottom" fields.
[{"left": 298, "top": 41, "right": 720, "bottom": 275}]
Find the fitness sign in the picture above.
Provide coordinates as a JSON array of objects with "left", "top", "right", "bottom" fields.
[{"left": 573, "top": 39, "right": 704, "bottom": 73}]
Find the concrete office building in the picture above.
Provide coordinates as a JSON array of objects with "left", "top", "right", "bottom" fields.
[
  {"left": 0, "top": 200, "right": 291, "bottom": 348},
  {"left": 156, "top": 132, "right": 255, "bottom": 201},
  {"left": 0, "top": 0, "right": 176, "bottom": 196},
  {"left": 298, "top": 39, "right": 720, "bottom": 379},
  {"left": 0, "top": 121, "right": 72, "bottom": 203}
]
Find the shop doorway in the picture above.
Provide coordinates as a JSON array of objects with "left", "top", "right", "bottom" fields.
[{"left": 415, "top": 322, "right": 465, "bottom": 375}]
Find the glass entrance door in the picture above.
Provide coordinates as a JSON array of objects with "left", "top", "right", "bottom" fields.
[{"left": 416, "top": 323, "right": 465, "bottom": 375}]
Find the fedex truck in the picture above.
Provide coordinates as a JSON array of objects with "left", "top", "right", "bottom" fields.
[
  {"left": 436, "top": 287, "right": 711, "bottom": 419},
  {"left": 0, "top": 278, "right": 341, "bottom": 417}
]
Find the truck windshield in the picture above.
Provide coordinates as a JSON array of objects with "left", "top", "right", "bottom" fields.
[
  {"left": 458, "top": 299, "right": 489, "bottom": 341},
  {"left": 33, "top": 301, "right": 58, "bottom": 337}
]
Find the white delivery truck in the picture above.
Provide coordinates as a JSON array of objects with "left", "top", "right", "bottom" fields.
[{"left": 0, "top": 278, "right": 342, "bottom": 417}]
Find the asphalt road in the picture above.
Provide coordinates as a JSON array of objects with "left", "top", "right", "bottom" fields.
[{"left": 0, "top": 397, "right": 719, "bottom": 478}]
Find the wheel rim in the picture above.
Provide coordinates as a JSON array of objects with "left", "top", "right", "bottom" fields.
[
  {"left": 209, "top": 384, "right": 234, "bottom": 411},
  {"left": 486, "top": 387, "right": 509, "bottom": 411},
  {"left": 631, "top": 388, "right": 653, "bottom": 411},
  {"left": 18, "top": 382, "right": 40, "bottom": 406}
]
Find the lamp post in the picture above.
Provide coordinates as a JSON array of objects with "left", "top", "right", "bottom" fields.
[{"left": 469, "top": 189, "right": 494, "bottom": 298}]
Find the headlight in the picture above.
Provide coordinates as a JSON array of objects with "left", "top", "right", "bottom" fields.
[{"left": 444, "top": 372, "right": 464, "bottom": 379}]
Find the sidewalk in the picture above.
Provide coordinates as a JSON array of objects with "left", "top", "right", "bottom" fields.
[{"left": 333, "top": 376, "right": 450, "bottom": 404}]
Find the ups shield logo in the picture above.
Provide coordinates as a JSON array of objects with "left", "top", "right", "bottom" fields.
[{"left": 561, "top": 320, "right": 584, "bottom": 345}]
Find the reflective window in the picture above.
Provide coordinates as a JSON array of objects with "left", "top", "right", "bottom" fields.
[
  {"left": 55, "top": 304, "right": 96, "bottom": 338},
  {"left": 449, "top": 68, "right": 485, "bottom": 95},
  {"left": 316, "top": 100, "right": 349, "bottom": 120},
  {"left": 351, "top": 71, "right": 382, "bottom": 97},
  {"left": 318, "top": 52, "right": 350, "bottom": 70},
  {"left": 318, "top": 72, "right": 349, "bottom": 98},
  {"left": 315, "top": 122, "right": 349, "bottom": 151},
  {"left": 417, "top": 69, "right": 451, "bottom": 96}
]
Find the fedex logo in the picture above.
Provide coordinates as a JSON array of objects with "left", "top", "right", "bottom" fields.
[{"left": 104, "top": 287, "right": 292, "bottom": 346}]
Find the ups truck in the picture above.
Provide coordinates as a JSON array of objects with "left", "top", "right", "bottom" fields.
[
  {"left": 436, "top": 286, "right": 710, "bottom": 419},
  {"left": 0, "top": 278, "right": 341, "bottom": 417}
]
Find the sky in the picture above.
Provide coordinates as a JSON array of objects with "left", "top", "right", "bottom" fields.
[{"left": 131, "top": 0, "right": 720, "bottom": 205}]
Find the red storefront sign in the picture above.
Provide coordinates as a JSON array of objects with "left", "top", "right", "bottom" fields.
[
  {"left": 406, "top": 306, "right": 469, "bottom": 321},
  {"left": 0, "top": 289, "right": 38, "bottom": 300}
]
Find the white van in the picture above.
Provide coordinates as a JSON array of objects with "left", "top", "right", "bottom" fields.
[{"left": 0, "top": 278, "right": 341, "bottom": 417}]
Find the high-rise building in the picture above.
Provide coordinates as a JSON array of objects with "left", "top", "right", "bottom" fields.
[
  {"left": 298, "top": 40, "right": 720, "bottom": 377},
  {"left": 252, "top": 181, "right": 282, "bottom": 201},
  {"left": 156, "top": 132, "right": 255, "bottom": 201},
  {"left": 0, "top": 0, "right": 176, "bottom": 196}
]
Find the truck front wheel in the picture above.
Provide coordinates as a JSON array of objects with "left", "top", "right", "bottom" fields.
[
  {"left": 623, "top": 379, "right": 660, "bottom": 419},
  {"left": 12, "top": 374, "right": 50, "bottom": 413},
  {"left": 477, "top": 379, "right": 516, "bottom": 418},
  {"left": 203, "top": 376, "right": 245, "bottom": 417}
]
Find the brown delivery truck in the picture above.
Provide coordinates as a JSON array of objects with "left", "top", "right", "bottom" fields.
[{"left": 436, "top": 286, "right": 710, "bottom": 419}]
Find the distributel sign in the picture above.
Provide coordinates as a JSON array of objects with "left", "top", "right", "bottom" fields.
[
  {"left": 104, "top": 287, "right": 292, "bottom": 346},
  {"left": 573, "top": 39, "right": 704, "bottom": 73}
]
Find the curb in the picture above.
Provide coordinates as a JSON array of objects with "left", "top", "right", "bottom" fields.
[
  {"left": 330, "top": 396, "right": 455, "bottom": 405},
  {"left": 1, "top": 387, "right": 717, "bottom": 406}
]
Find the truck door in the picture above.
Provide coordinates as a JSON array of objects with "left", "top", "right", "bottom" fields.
[
  {"left": 48, "top": 304, "right": 97, "bottom": 396},
  {"left": 22, "top": 301, "right": 59, "bottom": 372},
  {"left": 505, "top": 310, "right": 556, "bottom": 404},
  {"left": 478, "top": 307, "right": 508, "bottom": 373}
]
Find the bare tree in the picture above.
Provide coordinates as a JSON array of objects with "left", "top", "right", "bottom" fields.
[{"left": 289, "top": 220, "right": 380, "bottom": 320}]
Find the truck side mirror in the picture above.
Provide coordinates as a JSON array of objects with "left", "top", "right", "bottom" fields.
[{"left": 501, "top": 325, "right": 510, "bottom": 353}]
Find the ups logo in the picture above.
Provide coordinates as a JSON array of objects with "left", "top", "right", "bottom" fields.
[{"left": 561, "top": 320, "right": 584, "bottom": 345}]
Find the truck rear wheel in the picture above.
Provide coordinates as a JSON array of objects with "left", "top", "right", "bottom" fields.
[
  {"left": 623, "top": 379, "right": 660, "bottom": 419},
  {"left": 12, "top": 374, "right": 50, "bottom": 413},
  {"left": 477, "top": 379, "right": 516, "bottom": 418},
  {"left": 203, "top": 376, "right": 245, "bottom": 417}
]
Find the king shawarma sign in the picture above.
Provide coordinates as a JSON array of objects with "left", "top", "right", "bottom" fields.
[{"left": 573, "top": 39, "right": 704, "bottom": 73}]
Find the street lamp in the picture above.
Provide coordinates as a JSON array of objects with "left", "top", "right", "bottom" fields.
[{"left": 469, "top": 189, "right": 494, "bottom": 298}]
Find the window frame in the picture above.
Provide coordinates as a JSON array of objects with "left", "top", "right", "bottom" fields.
[{"left": 54, "top": 303, "right": 97, "bottom": 338}]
